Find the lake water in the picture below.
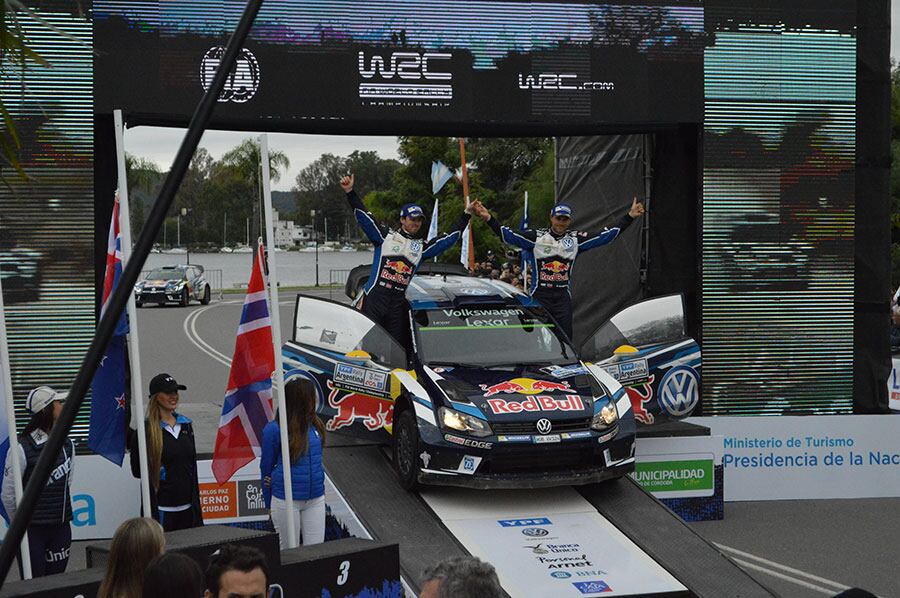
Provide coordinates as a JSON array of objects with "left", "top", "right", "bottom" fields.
[{"left": 143, "top": 250, "right": 372, "bottom": 288}]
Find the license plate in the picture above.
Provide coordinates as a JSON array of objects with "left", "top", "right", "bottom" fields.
[{"left": 533, "top": 434, "right": 561, "bottom": 444}]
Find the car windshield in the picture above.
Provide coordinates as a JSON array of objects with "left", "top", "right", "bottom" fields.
[
  {"left": 413, "top": 305, "right": 575, "bottom": 367},
  {"left": 146, "top": 269, "right": 183, "bottom": 280}
]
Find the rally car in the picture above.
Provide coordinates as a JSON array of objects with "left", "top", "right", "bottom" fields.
[
  {"left": 134, "top": 264, "right": 211, "bottom": 307},
  {"left": 282, "top": 275, "right": 700, "bottom": 490}
]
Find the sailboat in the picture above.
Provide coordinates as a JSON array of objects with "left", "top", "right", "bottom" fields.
[
  {"left": 220, "top": 213, "right": 233, "bottom": 253},
  {"left": 233, "top": 217, "right": 253, "bottom": 253}
]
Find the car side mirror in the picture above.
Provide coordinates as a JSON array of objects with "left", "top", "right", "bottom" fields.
[
  {"left": 345, "top": 350, "right": 372, "bottom": 361},
  {"left": 614, "top": 344, "right": 639, "bottom": 355}
]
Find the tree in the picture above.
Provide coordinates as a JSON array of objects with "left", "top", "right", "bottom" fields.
[
  {"left": 220, "top": 138, "right": 290, "bottom": 243},
  {"left": 124, "top": 153, "right": 161, "bottom": 236}
]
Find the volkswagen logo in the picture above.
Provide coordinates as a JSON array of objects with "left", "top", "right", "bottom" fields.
[
  {"left": 536, "top": 418, "right": 552, "bottom": 434},
  {"left": 658, "top": 366, "right": 700, "bottom": 417},
  {"left": 522, "top": 527, "right": 549, "bottom": 537}
]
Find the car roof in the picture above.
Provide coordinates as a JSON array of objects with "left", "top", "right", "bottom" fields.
[{"left": 406, "top": 274, "right": 536, "bottom": 310}]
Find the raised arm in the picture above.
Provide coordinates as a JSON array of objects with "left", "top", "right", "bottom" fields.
[
  {"left": 473, "top": 202, "right": 537, "bottom": 250},
  {"left": 578, "top": 197, "right": 644, "bottom": 252},
  {"left": 341, "top": 174, "right": 389, "bottom": 246},
  {"left": 422, "top": 211, "right": 471, "bottom": 259}
]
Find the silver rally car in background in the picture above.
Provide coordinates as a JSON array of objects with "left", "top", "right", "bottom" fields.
[{"left": 282, "top": 275, "right": 701, "bottom": 490}]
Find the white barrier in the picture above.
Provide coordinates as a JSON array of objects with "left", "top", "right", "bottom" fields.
[
  {"left": 889, "top": 357, "right": 900, "bottom": 412},
  {"left": 689, "top": 415, "right": 900, "bottom": 501}
]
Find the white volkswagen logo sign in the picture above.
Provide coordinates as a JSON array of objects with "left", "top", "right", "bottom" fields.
[
  {"left": 658, "top": 366, "right": 700, "bottom": 417},
  {"left": 200, "top": 46, "right": 260, "bottom": 103},
  {"left": 536, "top": 418, "right": 552, "bottom": 434}
]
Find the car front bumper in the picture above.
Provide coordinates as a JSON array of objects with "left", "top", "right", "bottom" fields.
[{"left": 136, "top": 290, "right": 182, "bottom": 303}]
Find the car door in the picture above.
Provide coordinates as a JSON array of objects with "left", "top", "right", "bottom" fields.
[
  {"left": 579, "top": 294, "right": 701, "bottom": 425},
  {"left": 282, "top": 295, "right": 408, "bottom": 443}
]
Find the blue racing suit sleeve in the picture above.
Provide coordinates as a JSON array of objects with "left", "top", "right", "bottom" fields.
[
  {"left": 260, "top": 422, "right": 277, "bottom": 509},
  {"left": 486, "top": 216, "right": 537, "bottom": 250},
  {"left": 347, "top": 190, "right": 389, "bottom": 246},
  {"left": 577, "top": 214, "right": 634, "bottom": 252},
  {"left": 422, "top": 212, "right": 471, "bottom": 259}
]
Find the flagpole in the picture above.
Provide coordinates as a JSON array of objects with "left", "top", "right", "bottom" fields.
[
  {"left": 522, "top": 190, "right": 529, "bottom": 290},
  {"left": 0, "top": 281, "right": 32, "bottom": 579},
  {"left": 458, "top": 138, "right": 474, "bottom": 271},
  {"left": 259, "top": 134, "right": 297, "bottom": 548},
  {"left": 114, "top": 109, "right": 152, "bottom": 518}
]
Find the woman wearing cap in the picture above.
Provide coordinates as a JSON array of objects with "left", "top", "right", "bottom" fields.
[
  {"left": 0, "top": 386, "right": 74, "bottom": 577},
  {"left": 128, "top": 373, "right": 202, "bottom": 531},
  {"left": 260, "top": 376, "right": 326, "bottom": 549}
]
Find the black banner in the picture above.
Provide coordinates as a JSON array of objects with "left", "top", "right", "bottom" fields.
[{"left": 94, "top": 0, "right": 703, "bottom": 133}]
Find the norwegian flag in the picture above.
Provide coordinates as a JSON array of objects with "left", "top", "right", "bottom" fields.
[
  {"left": 212, "top": 240, "right": 276, "bottom": 483},
  {"left": 89, "top": 193, "right": 129, "bottom": 465}
]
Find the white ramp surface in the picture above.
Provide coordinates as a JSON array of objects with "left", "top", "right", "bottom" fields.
[{"left": 420, "top": 487, "right": 686, "bottom": 597}]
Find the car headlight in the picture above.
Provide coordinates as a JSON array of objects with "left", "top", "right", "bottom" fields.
[
  {"left": 591, "top": 399, "right": 618, "bottom": 431},
  {"left": 439, "top": 407, "right": 493, "bottom": 438}
]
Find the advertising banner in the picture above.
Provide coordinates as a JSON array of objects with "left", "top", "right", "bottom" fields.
[
  {"left": 633, "top": 435, "right": 721, "bottom": 499},
  {"left": 421, "top": 486, "right": 685, "bottom": 597},
  {"left": 688, "top": 416, "right": 900, "bottom": 501},
  {"left": 69, "top": 455, "right": 140, "bottom": 541},
  {"left": 889, "top": 357, "right": 900, "bottom": 412}
]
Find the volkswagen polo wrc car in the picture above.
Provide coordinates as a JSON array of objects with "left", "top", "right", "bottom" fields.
[
  {"left": 282, "top": 275, "right": 701, "bottom": 490},
  {"left": 134, "top": 264, "right": 210, "bottom": 307}
]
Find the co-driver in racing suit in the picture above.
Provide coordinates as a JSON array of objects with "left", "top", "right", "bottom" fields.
[
  {"left": 471, "top": 199, "right": 645, "bottom": 340},
  {"left": 341, "top": 174, "right": 473, "bottom": 352}
]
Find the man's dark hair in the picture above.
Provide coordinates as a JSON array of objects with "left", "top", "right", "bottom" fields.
[
  {"left": 422, "top": 556, "right": 504, "bottom": 598},
  {"left": 205, "top": 543, "right": 269, "bottom": 596}
]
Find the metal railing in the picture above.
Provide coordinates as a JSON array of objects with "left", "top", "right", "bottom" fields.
[{"left": 328, "top": 268, "right": 350, "bottom": 299}]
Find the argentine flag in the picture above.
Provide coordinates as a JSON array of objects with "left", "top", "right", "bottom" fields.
[{"left": 431, "top": 160, "right": 454, "bottom": 195}]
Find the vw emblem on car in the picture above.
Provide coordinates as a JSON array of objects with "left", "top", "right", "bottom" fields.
[
  {"left": 522, "top": 527, "right": 549, "bottom": 537},
  {"left": 536, "top": 418, "right": 553, "bottom": 434}
]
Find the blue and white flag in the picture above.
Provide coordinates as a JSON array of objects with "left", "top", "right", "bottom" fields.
[
  {"left": 431, "top": 160, "right": 454, "bottom": 195},
  {"left": 460, "top": 222, "right": 471, "bottom": 269},
  {"left": 89, "top": 194, "right": 128, "bottom": 465},
  {"left": 427, "top": 198, "right": 440, "bottom": 241}
]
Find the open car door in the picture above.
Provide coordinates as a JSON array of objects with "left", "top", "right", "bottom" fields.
[
  {"left": 282, "top": 295, "right": 407, "bottom": 443},
  {"left": 579, "top": 294, "right": 701, "bottom": 425}
]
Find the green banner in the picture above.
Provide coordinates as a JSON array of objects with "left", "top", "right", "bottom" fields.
[{"left": 633, "top": 459, "right": 713, "bottom": 494}]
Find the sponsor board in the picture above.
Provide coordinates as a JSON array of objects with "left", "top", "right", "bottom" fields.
[
  {"left": 603, "top": 359, "right": 648, "bottom": 384},
  {"left": 889, "top": 357, "right": 900, "bottom": 412},
  {"left": 633, "top": 436, "right": 721, "bottom": 499},
  {"left": 197, "top": 459, "right": 268, "bottom": 524},
  {"left": 486, "top": 394, "right": 584, "bottom": 415},
  {"left": 689, "top": 415, "right": 900, "bottom": 500}
]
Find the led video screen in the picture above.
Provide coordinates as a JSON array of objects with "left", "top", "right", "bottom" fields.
[{"left": 93, "top": 0, "right": 704, "bottom": 132}]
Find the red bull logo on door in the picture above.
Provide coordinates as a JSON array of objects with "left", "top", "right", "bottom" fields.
[
  {"left": 624, "top": 374, "right": 655, "bottom": 425},
  {"left": 325, "top": 380, "right": 393, "bottom": 432},
  {"left": 480, "top": 378, "right": 571, "bottom": 397},
  {"left": 487, "top": 394, "right": 585, "bottom": 415}
]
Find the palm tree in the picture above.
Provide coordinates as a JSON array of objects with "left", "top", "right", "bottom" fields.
[
  {"left": 220, "top": 138, "right": 290, "bottom": 242},
  {"left": 124, "top": 153, "right": 161, "bottom": 236}
]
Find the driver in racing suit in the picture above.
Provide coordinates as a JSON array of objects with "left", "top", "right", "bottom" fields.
[
  {"left": 341, "top": 174, "right": 473, "bottom": 352},
  {"left": 472, "top": 199, "right": 645, "bottom": 340}
]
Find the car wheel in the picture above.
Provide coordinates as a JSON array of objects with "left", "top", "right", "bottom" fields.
[
  {"left": 179, "top": 288, "right": 189, "bottom": 307},
  {"left": 392, "top": 409, "right": 421, "bottom": 491},
  {"left": 200, "top": 285, "right": 211, "bottom": 305}
]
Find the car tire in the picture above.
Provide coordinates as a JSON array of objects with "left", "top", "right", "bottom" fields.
[
  {"left": 392, "top": 408, "right": 421, "bottom": 491},
  {"left": 179, "top": 288, "right": 189, "bottom": 307},
  {"left": 200, "top": 285, "right": 211, "bottom": 305}
]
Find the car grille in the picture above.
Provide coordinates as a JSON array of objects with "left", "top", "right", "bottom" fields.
[
  {"left": 492, "top": 417, "right": 591, "bottom": 435},
  {"left": 484, "top": 445, "right": 599, "bottom": 474}
]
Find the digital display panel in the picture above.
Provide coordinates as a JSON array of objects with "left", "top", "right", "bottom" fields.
[
  {"left": 701, "top": 1, "right": 856, "bottom": 415},
  {"left": 93, "top": 0, "right": 704, "bottom": 131}
]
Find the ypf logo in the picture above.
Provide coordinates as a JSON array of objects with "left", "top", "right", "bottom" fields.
[
  {"left": 658, "top": 366, "right": 700, "bottom": 417},
  {"left": 200, "top": 47, "right": 260, "bottom": 103}
]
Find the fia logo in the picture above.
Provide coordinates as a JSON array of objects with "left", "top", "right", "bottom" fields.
[
  {"left": 200, "top": 47, "right": 260, "bottom": 103},
  {"left": 658, "top": 366, "right": 700, "bottom": 417}
]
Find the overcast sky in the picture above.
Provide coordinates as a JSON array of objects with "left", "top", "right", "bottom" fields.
[
  {"left": 124, "top": 127, "right": 400, "bottom": 192},
  {"left": 127, "top": 9, "right": 899, "bottom": 192}
]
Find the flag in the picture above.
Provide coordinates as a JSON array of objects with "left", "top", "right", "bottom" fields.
[
  {"left": 88, "top": 194, "right": 128, "bottom": 465},
  {"left": 427, "top": 198, "right": 440, "bottom": 242},
  {"left": 212, "top": 240, "right": 276, "bottom": 483},
  {"left": 520, "top": 191, "right": 530, "bottom": 281},
  {"left": 0, "top": 297, "right": 12, "bottom": 524},
  {"left": 431, "top": 160, "right": 454, "bottom": 195},
  {"left": 460, "top": 222, "right": 471, "bottom": 269}
]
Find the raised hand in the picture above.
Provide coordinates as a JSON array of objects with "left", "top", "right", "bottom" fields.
[
  {"left": 340, "top": 174, "right": 354, "bottom": 193},
  {"left": 629, "top": 197, "right": 645, "bottom": 218}
]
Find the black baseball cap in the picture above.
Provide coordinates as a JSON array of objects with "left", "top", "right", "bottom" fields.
[{"left": 149, "top": 373, "right": 186, "bottom": 395}]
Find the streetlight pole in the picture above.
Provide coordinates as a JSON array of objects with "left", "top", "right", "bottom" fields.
[{"left": 311, "top": 209, "right": 319, "bottom": 286}]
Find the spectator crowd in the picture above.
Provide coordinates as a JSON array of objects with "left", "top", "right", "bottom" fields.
[{"left": 472, "top": 250, "right": 526, "bottom": 290}]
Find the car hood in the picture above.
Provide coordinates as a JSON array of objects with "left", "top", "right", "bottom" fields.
[
  {"left": 427, "top": 363, "right": 596, "bottom": 421},
  {"left": 141, "top": 277, "right": 183, "bottom": 285}
]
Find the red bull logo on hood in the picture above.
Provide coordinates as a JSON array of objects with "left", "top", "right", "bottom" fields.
[
  {"left": 480, "top": 378, "right": 571, "bottom": 397},
  {"left": 486, "top": 394, "right": 585, "bottom": 415}
]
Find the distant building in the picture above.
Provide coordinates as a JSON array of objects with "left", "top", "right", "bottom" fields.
[{"left": 273, "top": 210, "right": 298, "bottom": 247}]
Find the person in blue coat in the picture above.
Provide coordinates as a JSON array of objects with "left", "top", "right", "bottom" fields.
[{"left": 260, "top": 377, "right": 326, "bottom": 549}]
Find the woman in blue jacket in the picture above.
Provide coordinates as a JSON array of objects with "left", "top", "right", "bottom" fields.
[{"left": 260, "top": 377, "right": 326, "bottom": 549}]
